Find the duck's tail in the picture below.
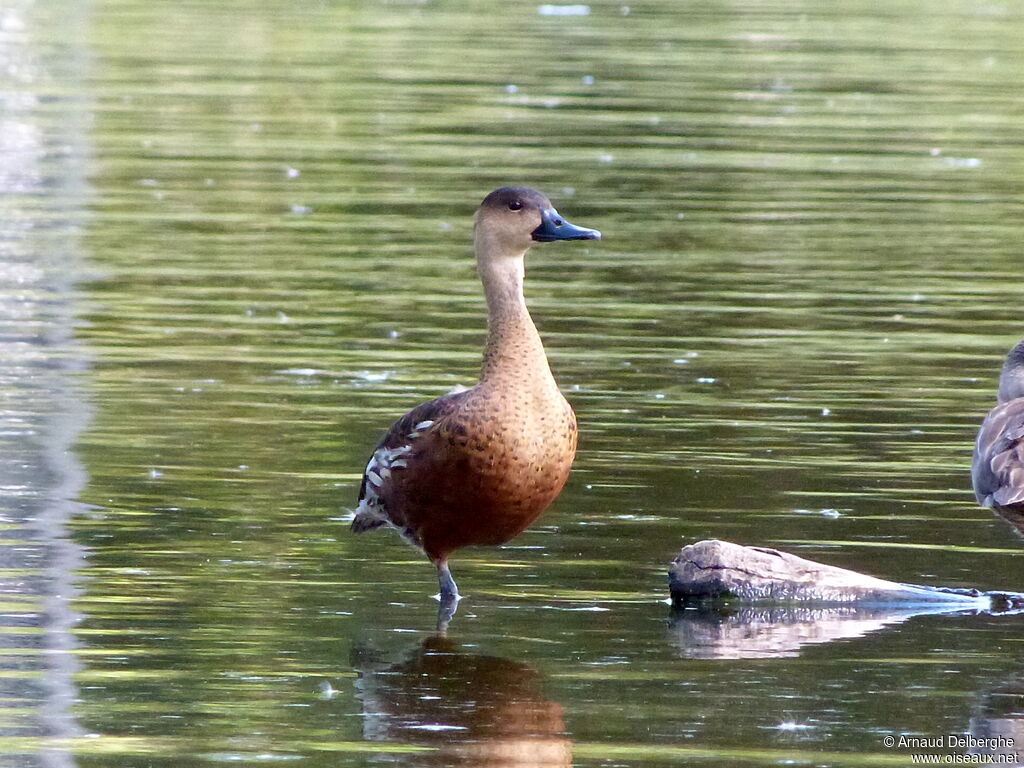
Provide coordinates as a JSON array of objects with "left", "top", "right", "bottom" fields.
[{"left": 350, "top": 503, "right": 387, "bottom": 534}]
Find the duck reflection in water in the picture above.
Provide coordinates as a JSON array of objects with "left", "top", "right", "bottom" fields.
[
  {"left": 973, "top": 340, "right": 1024, "bottom": 535},
  {"left": 351, "top": 636, "right": 571, "bottom": 767}
]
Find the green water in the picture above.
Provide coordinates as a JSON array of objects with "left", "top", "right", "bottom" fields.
[{"left": 4, "top": 0, "right": 1024, "bottom": 765}]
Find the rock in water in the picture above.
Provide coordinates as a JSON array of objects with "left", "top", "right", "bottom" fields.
[{"left": 668, "top": 540, "right": 1001, "bottom": 607}]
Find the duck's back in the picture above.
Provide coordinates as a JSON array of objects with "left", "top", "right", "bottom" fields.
[{"left": 972, "top": 397, "right": 1024, "bottom": 510}]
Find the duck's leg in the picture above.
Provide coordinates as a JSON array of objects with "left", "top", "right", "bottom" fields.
[
  {"left": 434, "top": 558, "right": 460, "bottom": 633},
  {"left": 436, "top": 557, "right": 460, "bottom": 601}
]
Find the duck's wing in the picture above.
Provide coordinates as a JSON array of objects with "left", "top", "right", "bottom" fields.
[
  {"left": 351, "top": 390, "right": 472, "bottom": 533},
  {"left": 972, "top": 398, "right": 1024, "bottom": 510}
]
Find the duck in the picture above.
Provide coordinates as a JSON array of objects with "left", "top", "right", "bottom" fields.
[
  {"left": 351, "top": 187, "right": 601, "bottom": 610},
  {"left": 972, "top": 340, "right": 1024, "bottom": 530}
]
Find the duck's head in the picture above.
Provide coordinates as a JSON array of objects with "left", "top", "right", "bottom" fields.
[
  {"left": 474, "top": 187, "right": 600, "bottom": 260},
  {"left": 998, "top": 340, "right": 1024, "bottom": 403}
]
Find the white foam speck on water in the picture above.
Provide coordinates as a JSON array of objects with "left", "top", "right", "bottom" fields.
[
  {"left": 794, "top": 508, "right": 842, "bottom": 518},
  {"left": 538, "top": 4, "right": 590, "bottom": 15},
  {"left": 943, "top": 156, "right": 981, "bottom": 168},
  {"left": 772, "top": 720, "right": 814, "bottom": 732},
  {"left": 541, "top": 605, "right": 610, "bottom": 612},
  {"left": 276, "top": 368, "right": 393, "bottom": 383}
]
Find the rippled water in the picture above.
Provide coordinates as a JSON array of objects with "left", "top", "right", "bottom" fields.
[{"left": 4, "top": 0, "right": 1024, "bottom": 765}]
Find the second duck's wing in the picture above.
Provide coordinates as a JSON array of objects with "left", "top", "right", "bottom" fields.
[{"left": 972, "top": 398, "right": 1024, "bottom": 510}]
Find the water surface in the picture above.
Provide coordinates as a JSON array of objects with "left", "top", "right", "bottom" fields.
[{"left": 4, "top": 0, "right": 1024, "bottom": 765}]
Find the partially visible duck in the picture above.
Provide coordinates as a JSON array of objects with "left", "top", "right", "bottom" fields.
[
  {"left": 972, "top": 340, "right": 1024, "bottom": 529},
  {"left": 351, "top": 187, "right": 600, "bottom": 610}
]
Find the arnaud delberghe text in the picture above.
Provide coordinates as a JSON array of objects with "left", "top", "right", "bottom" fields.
[{"left": 898, "top": 734, "right": 1015, "bottom": 750}]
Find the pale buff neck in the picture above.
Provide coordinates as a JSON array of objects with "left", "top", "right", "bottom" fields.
[{"left": 474, "top": 232, "right": 556, "bottom": 387}]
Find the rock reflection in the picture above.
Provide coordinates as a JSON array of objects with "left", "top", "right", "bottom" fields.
[
  {"left": 352, "top": 636, "right": 571, "bottom": 766},
  {"left": 668, "top": 605, "right": 944, "bottom": 659}
]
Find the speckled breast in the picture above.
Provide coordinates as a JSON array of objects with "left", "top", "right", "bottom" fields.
[{"left": 385, "top": 385, "right": 578, "bottom": 559}]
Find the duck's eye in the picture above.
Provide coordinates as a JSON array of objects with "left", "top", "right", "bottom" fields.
[{"left": 508, "top": 200, "right": 523, "bottom": 211}]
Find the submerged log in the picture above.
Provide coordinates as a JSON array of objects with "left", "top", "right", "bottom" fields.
[{"left": 669, "top": 539, "right": 1024, "bottom": 610}]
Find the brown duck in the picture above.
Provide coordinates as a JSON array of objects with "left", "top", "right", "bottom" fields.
[
  {"left": 972, "top": 340, "right": 1024, "bottom": 531},
  {"left": 351, "top": 187, "right": 600, "bottom": 604}
]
